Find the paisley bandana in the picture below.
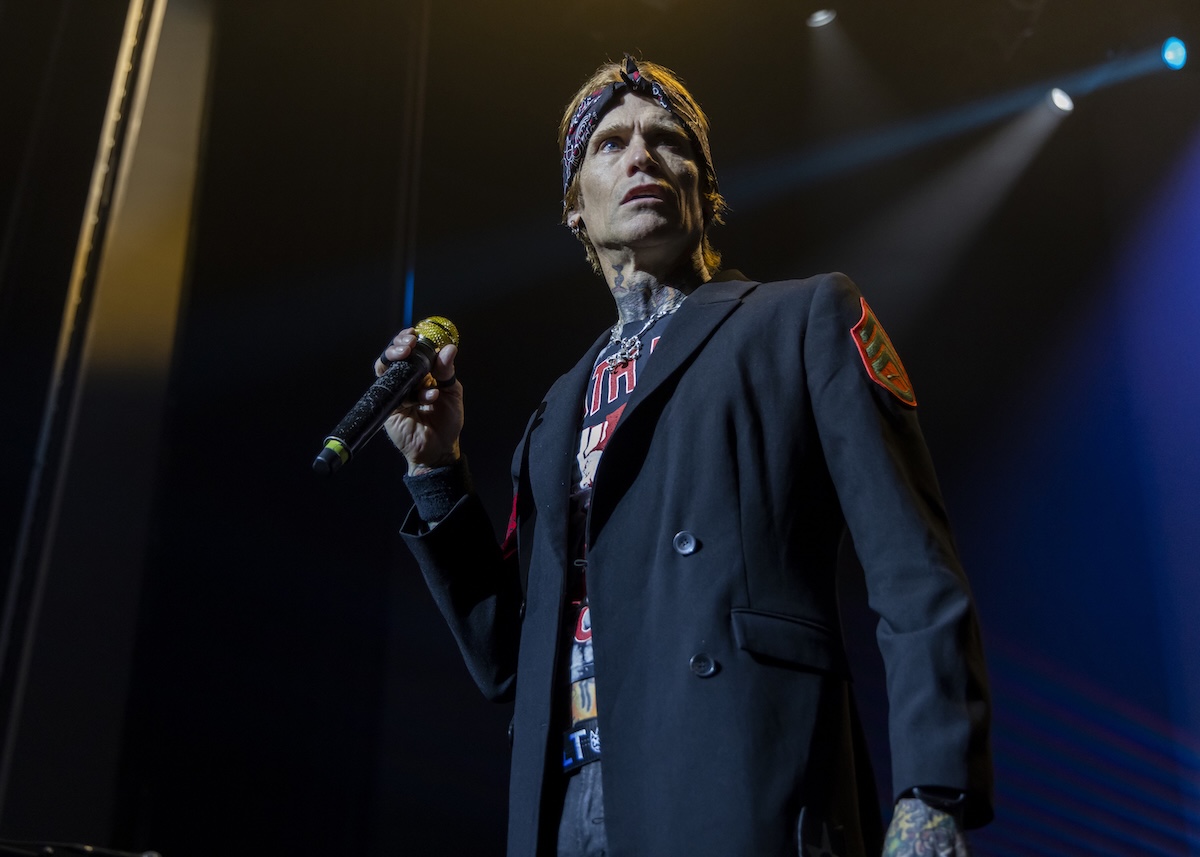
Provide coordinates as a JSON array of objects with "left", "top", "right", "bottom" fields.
[{"left": 561, "top": 55, "right": 718, "bottom": 206}]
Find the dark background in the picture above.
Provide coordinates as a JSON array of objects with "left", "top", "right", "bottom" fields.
[{"left": 2, "top": 0, "right": 1199, "bottom": 854}]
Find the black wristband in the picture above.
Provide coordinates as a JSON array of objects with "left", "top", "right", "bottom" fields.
[{"left": 403, "top": 455, "right": 472, "bottom": 524}]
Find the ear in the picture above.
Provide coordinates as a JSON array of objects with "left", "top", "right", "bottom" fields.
[{"left": 566, "top": 210, "right": 584, "bottom": 231}]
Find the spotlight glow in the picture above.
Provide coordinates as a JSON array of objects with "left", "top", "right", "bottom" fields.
[
  {"left": 1163, "top": 37, "right": 1187, "bottom": 70},
  {"left": 1049, "top": 88, "right": 1074, "bottom": 113},
  {"left": 807, "top": 9, "right": 837, "bottom": 28}
]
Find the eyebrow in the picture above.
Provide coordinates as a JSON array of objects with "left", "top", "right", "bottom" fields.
[{"left": 591, "top": 114, "right": 688, "bottom": 145}]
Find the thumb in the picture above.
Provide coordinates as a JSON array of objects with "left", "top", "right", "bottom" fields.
[{"left": 432, "top": 343, "right": 458, "bottom": 384}]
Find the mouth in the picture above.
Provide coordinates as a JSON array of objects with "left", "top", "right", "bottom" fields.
[{"left": 622, "top": 184, "right": 668, "bottom": 204}]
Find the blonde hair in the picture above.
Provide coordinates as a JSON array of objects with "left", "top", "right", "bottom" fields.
[{"left": 558, "top": 58, "right": 727, "bottom": 274}]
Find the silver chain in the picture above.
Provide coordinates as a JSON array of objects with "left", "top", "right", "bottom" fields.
[{"left": 604, "top": 295, "right": 685, "bottom": 370}]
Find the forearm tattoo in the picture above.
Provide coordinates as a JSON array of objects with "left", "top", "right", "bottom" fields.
[{"left": 883, "top": 798, "right": 970, "bottom": 857}]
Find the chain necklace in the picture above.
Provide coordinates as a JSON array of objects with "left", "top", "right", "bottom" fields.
[{"left": 604, "top": 294, "right": 686, "bottom": 370}]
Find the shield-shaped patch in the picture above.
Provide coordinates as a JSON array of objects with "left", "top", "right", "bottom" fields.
[{"left": 850, "top": 297, "right": 917, "bottom": 407}]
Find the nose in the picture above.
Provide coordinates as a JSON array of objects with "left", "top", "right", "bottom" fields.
[{"left": 626, "top": 136, "right": 659, "bottom": 174}]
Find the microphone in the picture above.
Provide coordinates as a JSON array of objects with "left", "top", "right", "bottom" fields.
[{"left": 312, "top": 316, "right": 459, "bottom": 476}]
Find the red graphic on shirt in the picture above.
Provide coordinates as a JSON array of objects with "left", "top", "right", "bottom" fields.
[
  {"left": 586, "top": 359, "right": 636, "bottom": 417},
  {"left": 578, "top": 329, "right": 665, "bottom": 490},
  {"left": 577, "top": 405, "right": 624, "bottom": 489},
  {"left": 583, "top": 334, "right": 663, "bottom": 418},
  {"left": 500, "top": 492, "right": 519, "bottom": 559},
  {"left": 575, "top": 605, "right": 592, "bottom": 644}
]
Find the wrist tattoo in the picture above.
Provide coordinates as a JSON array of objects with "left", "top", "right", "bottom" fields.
[{"left": 883, "top": 798, "right": 969, "bottom": 857}]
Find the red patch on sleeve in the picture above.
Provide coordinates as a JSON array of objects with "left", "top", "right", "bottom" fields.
[{"left": 850, "top": 298, "right": 917, "bottom": 407}]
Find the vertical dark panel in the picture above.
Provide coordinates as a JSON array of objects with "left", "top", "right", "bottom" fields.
[
  {"left": 0, "top": 0, "right": 129, "bottom": 613},
  {"left": 114, "top": 2, "right": 507, "bottom": 855},
  {"left": 0, "top": 0, "right": 145, "bottom": 837},
  {"left": 0, "top": 0, "right": 214, "bottom": 843}
]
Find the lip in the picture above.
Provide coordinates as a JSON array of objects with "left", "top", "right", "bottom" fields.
[{"left": 621, "top": 184, "right": 669, "bottom": 204}]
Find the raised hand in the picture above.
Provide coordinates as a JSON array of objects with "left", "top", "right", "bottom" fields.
[{"left": 375, "top": 328, "right": 463, "bottom": 476}]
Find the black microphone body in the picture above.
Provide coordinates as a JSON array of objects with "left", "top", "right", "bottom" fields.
[{"left": 313, "top": 317, "right": 458, "bottom": 476}]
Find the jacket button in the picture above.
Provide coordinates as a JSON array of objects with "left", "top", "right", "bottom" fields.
[
  {"left": 672, "top": 531, "right": 698, "bottom": 555},
  {"left": 507, "top": 719, "right": 514, "bottom": 747},
  {"left": 518, "top": 600, "right": 526, "bottom": 621},
  {"left": 689, "top": 653, "right": 717, "bottom": 677}
]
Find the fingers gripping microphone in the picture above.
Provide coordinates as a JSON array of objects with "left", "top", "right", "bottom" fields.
[{"left": 312, "top": 316, "right": 459, "bottom": 476}]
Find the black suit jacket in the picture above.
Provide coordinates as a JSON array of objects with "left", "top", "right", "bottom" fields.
[{"left": 402, "top": 272, "right": 993, "bottom": 857}]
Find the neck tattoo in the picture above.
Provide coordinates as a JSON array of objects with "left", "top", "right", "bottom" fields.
[{"left": 604, "top": 294, "right": 686, "bottom": 370}]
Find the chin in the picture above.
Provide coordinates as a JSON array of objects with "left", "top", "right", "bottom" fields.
[{"left": 623, "top": 214, "right": 685, "bottom": 239}]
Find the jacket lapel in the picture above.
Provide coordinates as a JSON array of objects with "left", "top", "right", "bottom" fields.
[
  {"left": 524, "top": 274, "right": 758, "bottom": 555},
  {"left": 523, "top": 329, "right": 608, "bottom": 570},
  {"left": 617, "top": 275, "right": 757, "bottom": 424},
  {"left": 588, "top": 275, "right": 759, "bottom": 537}
]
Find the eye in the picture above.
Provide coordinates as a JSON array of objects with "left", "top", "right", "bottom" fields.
[
  {"left": 655, "top": 131, "right": 690, "bottom": 152},
  {"left": 596, "top": 136, "right": 624, "bottom": 153}
]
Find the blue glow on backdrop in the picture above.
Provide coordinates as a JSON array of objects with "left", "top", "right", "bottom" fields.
[
  {"left": 965, "top": 126, "right": 1200, "bottom": 855},
  {"left": 1111, "top": 122, "right": 1200, "bottom": 853}
]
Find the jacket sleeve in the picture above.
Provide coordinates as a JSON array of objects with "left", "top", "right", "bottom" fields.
[
  {"left": 802, "top": 272, "right": 994, "bottom": 828},
  {"left": 399, "top": 457, "right": 524, "bottom": 704}
]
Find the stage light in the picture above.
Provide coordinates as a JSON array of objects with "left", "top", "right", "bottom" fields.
[
  {"left": 807, "top": 9, "right": 837, "bottom": 28},
  {"left": 1162, "top": 37, "right": 1187, "bottom": 70},
  {"left": 1049, "top": 88, "right": 1074, "bottom": 113},
  {"left": 725, "top": 48, "right": 1172, "bottom": 210}
]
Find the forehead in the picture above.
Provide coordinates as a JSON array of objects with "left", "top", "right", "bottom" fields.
[{"left": 592, "top": 92, "right": 685, "bottom": 135}]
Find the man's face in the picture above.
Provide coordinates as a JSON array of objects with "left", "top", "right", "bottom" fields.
[{"left": 567, "top": 93, "right": 705, "bottom": 265}]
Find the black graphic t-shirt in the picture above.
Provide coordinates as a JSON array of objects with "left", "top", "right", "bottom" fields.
[{"left": 560, "top": 312, "right": 675, "bottom": 773}]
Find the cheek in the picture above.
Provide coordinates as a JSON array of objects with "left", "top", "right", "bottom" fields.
[
  {"left": 669, "top": 157, "right": 701, "bottom": 192},
  {"left": 578, "top": 168, "right": 612, "bottom": 211},
  {"left": 672, "top": 162, "right": 704, "bottom": 213}
]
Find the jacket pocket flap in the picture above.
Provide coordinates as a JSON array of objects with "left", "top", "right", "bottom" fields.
[{"left": 731, "top": 609, "right": 848, "bottom": 676}]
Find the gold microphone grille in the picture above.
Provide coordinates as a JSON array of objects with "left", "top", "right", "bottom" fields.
[{"left": 413, "top": 316, "right": 459, "bottom": 349}]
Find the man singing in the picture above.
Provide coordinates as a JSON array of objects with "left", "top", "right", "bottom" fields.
[{"left": 378, "top": 56, "right": 992, "bottom": 857}]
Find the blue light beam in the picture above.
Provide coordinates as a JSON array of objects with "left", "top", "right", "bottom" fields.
[{"left": 725, "top": 44, "right": 1175, "bottom": 210}]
